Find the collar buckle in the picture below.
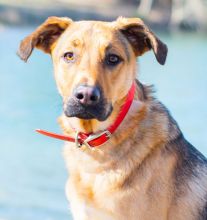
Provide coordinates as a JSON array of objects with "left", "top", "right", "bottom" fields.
[
  {"left": 75, "top": 131, "right": 83, "bottom": 148},
  {"left": 83, "top": 130, "right": 111, "bottom": 148}
]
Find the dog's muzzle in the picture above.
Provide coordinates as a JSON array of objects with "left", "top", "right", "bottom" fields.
[{"left": 64, "top": 85, "right": 113, "bottom": 121}]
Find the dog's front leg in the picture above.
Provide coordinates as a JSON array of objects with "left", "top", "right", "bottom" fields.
[
  {"left": 65, "top": 179, "right": 89, "bottom": 220},
  {"left": 66, "top": 178, "right": 115, "bottom": 220}
]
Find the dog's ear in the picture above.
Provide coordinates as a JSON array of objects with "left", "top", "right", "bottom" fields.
[
  {"left": 17, "top": 16, "right": 72, "bottom": 62},
  {"left": 116, "top": 17, "right": 168, "bottom": 65}
]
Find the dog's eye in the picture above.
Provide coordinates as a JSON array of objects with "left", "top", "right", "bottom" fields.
[
  {"left": 105, "top": 54, "right": 121, "bottom": 66},
  {"left": 63, "top": 52, "right": 75, "bottom": 63}
]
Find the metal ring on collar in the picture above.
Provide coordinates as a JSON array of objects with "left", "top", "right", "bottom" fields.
[{"left": 75, "top": 132, "right": 82, "bottom": 148}]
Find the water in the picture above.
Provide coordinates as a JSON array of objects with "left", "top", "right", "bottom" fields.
[{"left": 0, "top": 27, "right": 206, "bottom": 220}]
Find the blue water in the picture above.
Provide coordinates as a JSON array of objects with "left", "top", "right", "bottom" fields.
[{"left": 0, "top": 27, "right": 206, "bottom": 220}]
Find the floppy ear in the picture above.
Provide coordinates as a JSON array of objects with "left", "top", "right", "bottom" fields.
[
  {"left": 17, "top": 16, "right": 72, "bottom": 62},
  {"left": 117, "top": 17, "right": 168, "bottom": 65}
]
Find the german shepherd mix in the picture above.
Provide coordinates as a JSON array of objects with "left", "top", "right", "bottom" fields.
[{"left": 18, "top": 17, "right": 207, "bottom": 220}]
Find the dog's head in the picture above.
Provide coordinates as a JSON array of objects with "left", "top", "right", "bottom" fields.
[{"left": 18, "top": 17, "right": 167, "bottom": 131}]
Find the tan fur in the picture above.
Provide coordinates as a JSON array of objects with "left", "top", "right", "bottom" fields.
[{"left": 18, "top": 17, "right": 207, "bottom": 220}]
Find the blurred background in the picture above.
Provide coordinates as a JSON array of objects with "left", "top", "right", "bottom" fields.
[{"left": 0, "top": 0, "right": 206, "bottom": 220}]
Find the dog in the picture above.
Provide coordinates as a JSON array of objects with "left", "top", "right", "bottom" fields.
[{"left": 18, "top": 16, "right": 207, "bottom": 220}]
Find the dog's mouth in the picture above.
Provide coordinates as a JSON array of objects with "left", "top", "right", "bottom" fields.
[{"left": 64, "top": 99, "right": 113, "bottom": 121}]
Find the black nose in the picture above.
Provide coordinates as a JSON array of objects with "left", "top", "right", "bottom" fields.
[{"left": 73, "top": 85, "right": 101, "bottom": 105}]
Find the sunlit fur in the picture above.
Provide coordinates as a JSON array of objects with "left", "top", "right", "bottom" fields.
[{"left": 18, "top": 17, "right": 207, "bottom": 220}]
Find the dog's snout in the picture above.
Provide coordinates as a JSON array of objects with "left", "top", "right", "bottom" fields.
[
  {"left": 65, "top": 85, "right": 111, "bottom": 120},
  {"left": 74, "top": 85, "right": 101, "bottom": 105}
]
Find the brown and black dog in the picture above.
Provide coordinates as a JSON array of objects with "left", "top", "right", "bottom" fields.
[{"left": 18, "top": 17, "right": 207, "bottom": 220}]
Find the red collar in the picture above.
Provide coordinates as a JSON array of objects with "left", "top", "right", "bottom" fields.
[{"left": 36, "top": 81, "right": 136, "bottom": 148}]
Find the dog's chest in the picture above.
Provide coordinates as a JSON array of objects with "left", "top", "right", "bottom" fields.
[{"left": 64, "top": 143, "right": 180, "bottom": 220}]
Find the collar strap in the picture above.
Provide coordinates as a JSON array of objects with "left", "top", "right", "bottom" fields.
[{"left": 36, "top": 81, "right": 136, "bottom": 148}]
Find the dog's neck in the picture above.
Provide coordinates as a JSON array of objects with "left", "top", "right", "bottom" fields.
[
  {"left": 63, "top": 96, "right": 149, "bottom": 175},
  {"left": 62, "top": 82, "right": 172, "bottom": 176}
]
